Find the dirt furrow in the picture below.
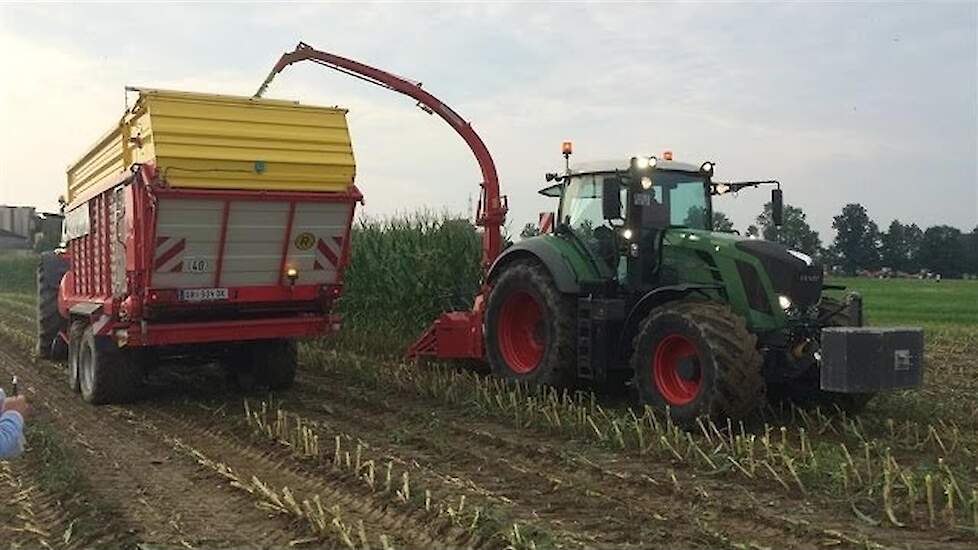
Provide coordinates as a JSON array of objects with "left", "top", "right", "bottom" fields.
[
  {"left": 0, "top": 346, "right": 301, "bottom": 549},
  {"left": 120, "top": 401, "right": 475, "bottom": 549}
]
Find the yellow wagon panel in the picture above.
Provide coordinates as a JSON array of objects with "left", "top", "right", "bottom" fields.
[{"left": 67, "top": 89, "right": 356, "bottom": 202}]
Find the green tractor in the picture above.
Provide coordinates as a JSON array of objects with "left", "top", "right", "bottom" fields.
[{"left": 483, "top": 152, "right": 923, "bottom": 426}]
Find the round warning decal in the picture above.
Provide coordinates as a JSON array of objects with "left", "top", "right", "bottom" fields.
[{"left": 294, "top": 232, "right": 316, "bottom": 250}]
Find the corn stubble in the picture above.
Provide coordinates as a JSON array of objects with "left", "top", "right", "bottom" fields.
[
  {"left": 244, "top": 398, "right": 540, "bottom": 550},
  {"left": 304, "top": 343, "right": 978, "bottom": 539}
]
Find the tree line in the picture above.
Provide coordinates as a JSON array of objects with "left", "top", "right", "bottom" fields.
[
  {"left": 519, "top": 201, "right": 977, "bottom": 278},
  {"left": 715, "top": 203, "right": 978, "bottom": 278}
]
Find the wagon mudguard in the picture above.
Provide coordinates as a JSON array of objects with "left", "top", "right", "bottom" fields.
[{"left": 486, "top": 237, "right": 582, "bottom": 294}]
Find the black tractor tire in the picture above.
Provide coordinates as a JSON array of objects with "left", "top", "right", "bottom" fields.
[
  {"left": 255, "top": 340, "right": 298, "bottom": 390},
  {"left": 66, "top": 320, "right": 85, "bottom": 393},
  {"left": 485, "top": 261, "right": 576, "bottom": 387},
  {"left": 631, "top": 299, "right": 765, "bottom": 428},
  {"left": 36, "top": 252, "right": 69, "bottom": 360},
  {"left": 77, "top": 325, "right": 141, "bottom": 404},
  {"left": 775, "top": 296, "right": 874, "bottom": 414}
]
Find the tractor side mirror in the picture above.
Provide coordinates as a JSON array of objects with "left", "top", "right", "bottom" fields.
[
  {"left": 771, "top": 188, "right": 784, "bottom": 227},
  {"left": 602, "top": 177, "right": 623, "bottom": 221}
]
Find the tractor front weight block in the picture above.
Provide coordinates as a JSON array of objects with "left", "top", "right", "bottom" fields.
[{"left": 819, "top": 327, "right": 925, "bottom": 393}]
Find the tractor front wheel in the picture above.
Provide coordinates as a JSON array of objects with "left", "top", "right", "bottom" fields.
[
  {"left": 631, "top": 300, "right": 764, "bottom": 427},
  {"left": 485, "top": 262, "right": 575, "bottom": 387}
]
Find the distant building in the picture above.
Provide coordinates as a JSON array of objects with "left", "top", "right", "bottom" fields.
[
  {"left": 0, "top": 227, "right": 31, "bottom": 250},
  {"left": 0, "top": 205, "right": 64, "bottom": 252}
]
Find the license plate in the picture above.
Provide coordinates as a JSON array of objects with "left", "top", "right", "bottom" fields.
[{"left": 179, "top": 288, "right": 229, "bottom": 302}]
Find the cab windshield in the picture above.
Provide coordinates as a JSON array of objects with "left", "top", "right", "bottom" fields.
[
  {"left": 645, "top": 171, "right": 711, "bottom": 230},
  {"left": 560, "top": 171, "right": 710, "bottom": 231},
  {"left": 559, "top": 174, "right": 624, "bottom": 234}
]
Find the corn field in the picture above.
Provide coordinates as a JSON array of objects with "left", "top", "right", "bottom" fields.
[{"left": 333, "top": 212, "right": 483, "bottom": 355}]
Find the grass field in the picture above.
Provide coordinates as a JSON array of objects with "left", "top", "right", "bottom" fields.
[
  {"left": 828, "top": 276, "right": 978, "bottom": 331},
  {"left": 0, "top": 253, "right": 36, "bottom": 294},
  {"left": 0, "top": 233, "right": 976, "bottom": 548}
]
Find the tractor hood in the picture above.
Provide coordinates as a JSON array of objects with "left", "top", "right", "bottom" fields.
[
  {"left": 664, "top": 229, "right": 823, "bottom": 312},
  {"left": 733, "top": 238, "right": 823, "bottom": 309}
]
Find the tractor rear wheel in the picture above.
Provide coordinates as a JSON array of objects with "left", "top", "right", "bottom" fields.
[
  {"left": 485, "top": 262, "right": 575, "bottom": 387},
  {"left": 631, "top": 299, "right": 764, "bottom": 427},
  {"left": 36, "top": 252, "right": 68, "bottom": 360},
  {"left": 78, "top": 325, "right": 141, "bottom": 404}
]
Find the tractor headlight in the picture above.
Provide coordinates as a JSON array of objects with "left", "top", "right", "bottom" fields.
[
  {"left": 778, "top": 295, "right": 793, "bottom": 310},
  {"left": 641, "top": 176, "right": 652, "bottom": 190}
]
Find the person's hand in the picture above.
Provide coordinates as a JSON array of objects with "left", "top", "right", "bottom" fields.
[{"left": 3, "top": 396, "right": 29, "bottom": 420}]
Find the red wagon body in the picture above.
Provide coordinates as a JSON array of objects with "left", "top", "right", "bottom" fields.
[{"left": 59, "top": 163, "right": 360, "bottom": 348}]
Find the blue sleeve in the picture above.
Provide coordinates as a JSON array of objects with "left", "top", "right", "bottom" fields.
[{"left": 0, "top": 411, "right": 24, "bottom": 459}]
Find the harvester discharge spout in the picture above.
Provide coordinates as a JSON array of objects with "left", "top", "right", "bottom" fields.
[{"left": 257, "top": 42, "right": 505, "bottom": 361}]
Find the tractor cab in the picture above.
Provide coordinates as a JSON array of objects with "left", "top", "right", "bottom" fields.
[{"left": 539, "top": 155, "right": 731, "bottom": 292}]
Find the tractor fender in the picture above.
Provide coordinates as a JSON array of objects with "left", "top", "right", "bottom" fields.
[
  {"left": 487, "top": 238, "right": 581, "bottom": 294},
  {"left": 619, "top": 283, "right": 723, "bottom": 349}
]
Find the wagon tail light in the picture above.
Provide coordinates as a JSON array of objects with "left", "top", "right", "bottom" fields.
[{"left": 317, "top": 284, "right": 343, "bottom": 311}]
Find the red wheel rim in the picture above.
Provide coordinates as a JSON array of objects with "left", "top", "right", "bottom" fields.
[
  {"left": 497, "top": 290, "right": 545, "bottom": 374},
  {"left": 653, "top": 334, "right": 702, "bottom": 406}
]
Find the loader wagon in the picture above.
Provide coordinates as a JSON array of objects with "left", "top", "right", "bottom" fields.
[{"left": 37, "top": 88, "right": 361, "bottom": 403}]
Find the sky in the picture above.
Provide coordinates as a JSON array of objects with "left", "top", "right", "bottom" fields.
[{"left": 1, "top": 2, "right": 975, "bottom": 242}]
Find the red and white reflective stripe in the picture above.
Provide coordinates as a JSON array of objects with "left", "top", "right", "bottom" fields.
[
  {"left": 154, "top": 236, "right": 186, "bottom": 273},
  {"left": 313, "top": 236, "right": 343, "bottom": 271},
  {"left": 538, "top": 212, "right": 554, "bottom": 234}
]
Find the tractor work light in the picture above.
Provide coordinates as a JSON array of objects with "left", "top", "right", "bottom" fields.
[
  {"left": 622, "top": 228, "right": 634, "bottom": 240},
  {"left": 287, "top": 267, "right": 299, "bottom": 286},
  {"left": 641, "top": 176, "right": 653, "bottom": 190},
  {"left": 700, "top": 161, "right": 714, "bottom": 175},
  {"left": 632, "top": 156, "right": 651, "bottom": 170},
  {"left": 778, "top": 295, "right": 793, "bottom": 310}
]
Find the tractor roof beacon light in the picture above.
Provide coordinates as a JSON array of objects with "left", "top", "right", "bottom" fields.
[
  {"left": 562, "top": 141, "right": 573, "bottom": 171},
  {"left": 663, "top": 150, "right": 673, "bottom": 161}
]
